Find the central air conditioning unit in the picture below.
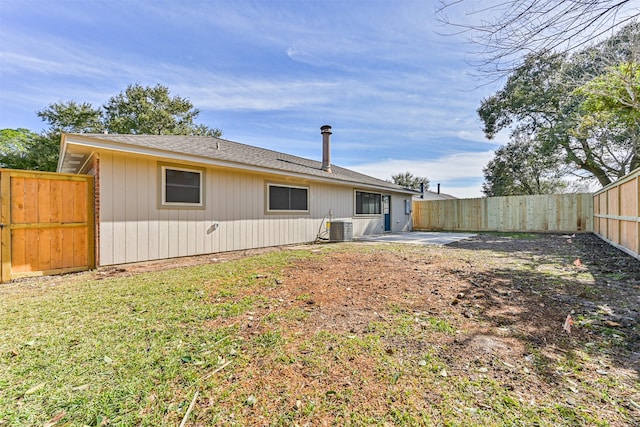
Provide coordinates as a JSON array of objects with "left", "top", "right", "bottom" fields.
[{"left": 329, "top": 221, "right": 353, "bottom": 242}]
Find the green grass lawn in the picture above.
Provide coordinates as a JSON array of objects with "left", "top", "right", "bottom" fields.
[
  {"left": 0, "top": 242, "right": 637, "bottom": 426},
  {"left": 0, "top": 251, "right": 306, "bottom": 426}
]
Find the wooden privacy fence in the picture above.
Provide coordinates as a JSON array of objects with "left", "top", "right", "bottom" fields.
[
  {"left": 0, "top": 169, "right": 95, "bottom": 283},
  {"left": 413, "top": 193, "right": 593, "bottom": 233},
  {"left": 593, "top": 168, "right": 639, "bottom": 260}
]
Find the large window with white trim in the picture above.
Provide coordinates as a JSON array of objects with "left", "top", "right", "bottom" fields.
[
  {"left": 160, "top": 164, "right": 204, "bottom": 207},
  {"left": 355, "top": 191, "right": 381, "bottom": 215},
  {"left": 267, "top": 184, "right": 309, "bottom": 212}
]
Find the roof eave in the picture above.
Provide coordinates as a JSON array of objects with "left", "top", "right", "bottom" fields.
[
  {"left": 56, "top": 134, "right": 68, "bottom": 173},
  {"left": 61, "top": 133, "right": 416, "bottom": 195}
]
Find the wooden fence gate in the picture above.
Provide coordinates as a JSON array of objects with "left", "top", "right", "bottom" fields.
[{"left": 0, "top": 169, "right": 94, "bottom": 283}]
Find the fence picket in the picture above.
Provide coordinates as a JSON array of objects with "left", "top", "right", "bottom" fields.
[{"left": 0, "top": 169, "right": 94, "bottom": 282}]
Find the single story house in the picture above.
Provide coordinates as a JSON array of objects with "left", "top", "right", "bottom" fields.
[{"left": 57, "top": 126, "right": 418, "bottom": 266}]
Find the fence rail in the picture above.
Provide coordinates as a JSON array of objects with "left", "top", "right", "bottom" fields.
[
  {"left": 593, "top": 168, "right": 639, "bottom": 260},
  {"left": 413, "top": 193, "right": 593, "bottom": 233}
]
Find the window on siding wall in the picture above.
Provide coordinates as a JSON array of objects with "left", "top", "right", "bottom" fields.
[
  {"left": 268, "top": 184, "right": 308, "bottom": 212},
  {"left": 161, "top": 165, "right": 203, "bottom": 207},
  {"left": 355, "top": 191, "right": 381, "bottom": 215}
]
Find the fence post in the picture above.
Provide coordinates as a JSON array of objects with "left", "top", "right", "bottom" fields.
[{"left": 0, "top": 171, "right": 11, "bottom": 283}]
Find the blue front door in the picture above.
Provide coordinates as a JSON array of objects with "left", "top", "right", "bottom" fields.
[{"left": 383, "top": 195, "right": 391, "bottom": 232}]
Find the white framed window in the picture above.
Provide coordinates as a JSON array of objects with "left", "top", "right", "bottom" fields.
[
  {"left": 355, "top": 190, "right": 381, "bottom": 215},
  {"left": 160, "top": 164, "right": 204, "bottom": 208},
  {"left": 267, "top": 183, "right": 309, "bottom": 213}
]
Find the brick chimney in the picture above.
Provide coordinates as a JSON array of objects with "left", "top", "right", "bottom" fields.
[{"left": 321, "top": 125, "right": 332, "bottom": 173}]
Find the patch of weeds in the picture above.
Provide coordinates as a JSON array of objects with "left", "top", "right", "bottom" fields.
[
  {"left": 324, "top": 388, "right": 353, "bottom": 403},
  {"left": 295, "top": 332, "right": 335, "bottom": 373},
  {"left": 594, "top": 374, "right": 620, "bottom": 388},
  {"left": 576, "top": 284, "right": 600, "bottom": 298},
  {"left": 330, "top": 409, "right": 383, "bottom": 426},
  {"left": 363, "top": 320, "right": 385, "bottom": 334},
  {"left": 573, "top": 271, "right": 595, "bottom": 281},
  {"left": 599, "top": 326, "right": 627, "bottom": 338},
  {"left": 525, "top": 347, "right": 554, "bottom": 378},
  {"left": 273, "top": 352, "right": 297, "bottom": 365},
  {"left": 272, "top": 307, "right": 310, "bottom": 323},
  {"left": 594, "top": 332, "right": 628, "bottom": 351},
  {"left": 297, "top": 331, "right": 329, "bottom": 355},
  {"left": 390, "top": 315, "right": 417, "bottom": 337},
  {"left": 214, "top": 289, "right": 236, "bottom": 299},
  {"left": 604, "top": 272, "right": 628, "bottom": 281},
  {"left": 425, "top": 317, "right": 456, "bottom": 334},
  {"left": 364, "top": 314, "right": 415, "bottom": 339},
  {"left": 416, "top": 350, "right": 448, "bottom": 376},
  {"left": 556, "top": 350, "right": 585, "bottom": 374},
  {"left": 271, "top": 399, "right": 318, "bottom": 424},
  {"left": 553, "top": 404, "right": 596, "bottom": 426},
  {"left": 388, "top": 303, "right": 410, "bottom": 314},
  {"left": 252, "top": 330, "right": 284, "bottom": 351},
  {"left": 388, "top": 407, "right": 425, "bottom": 425},
  {"left": 574, "top": 314, "right": 598, "bottom": 329},
  {"left": 536, "top": 266, "right": 572, "bottom": 280},
  {"left": 295, "top": 292, "right": 312, "bottom": 301},
  {"left": 341, "top": 332, "right": 383, "bottom": 356}
]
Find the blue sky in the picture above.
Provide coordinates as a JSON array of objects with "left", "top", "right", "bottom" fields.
[{"left": 0, "top": 0, "right": 509, "bottom": 198}]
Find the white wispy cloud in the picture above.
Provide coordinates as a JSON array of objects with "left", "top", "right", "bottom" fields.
[
  {"left": 1, "top": 0, "right": 502, "bottom": 192},
  {"left": 0, "top": 0, "right": 489, "bottom": 126},
  {"left": 349, "top": 150, "right": 496, "bottom": 198}
]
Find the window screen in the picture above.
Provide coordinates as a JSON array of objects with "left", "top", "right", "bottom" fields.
[
  {"left": 355, "top": 191, "right": 381, "bottom": 215},
  {"left": 268, "top": 185, "right": 308, "bottom": 211},
  {"left": 164, "top": 167, "right": 202, "bottom": 205}
]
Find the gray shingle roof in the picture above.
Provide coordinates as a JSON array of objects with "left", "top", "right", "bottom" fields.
[{"left": 64, "top": 133, "right": 416, "bottom": 194}]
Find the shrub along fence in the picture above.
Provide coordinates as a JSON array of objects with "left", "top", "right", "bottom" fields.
[
  {"left": 413, "top": 193, "right": 593, "bottom": 234},
  {"left": 593, "top": 168, "right": 639, "bottom": 260}
]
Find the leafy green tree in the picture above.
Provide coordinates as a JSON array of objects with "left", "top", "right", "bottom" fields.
[
  {"left": 478, "top": 23, "right": 640, "bottom": 187},
  {"left": 580, "top": 63, "right": 640, "bottom": 117},
  {"left": 1, "top": 128, "right": 34, "bottom": 159},
  {"left": 103, "top": 84, "right": 221, "bottom": 136},
  {"left": 577, "top": 63, "right": 640, "bottom": 171},
  {"left": 24, "top": 101, "right": 106, "bottom": 171},
  {"left": 482, "top": 134, "right": 569, "bottom": 196},
  {"left": 0, "top": 128, "right": 47, "bottom": 170},
  {"left": 37, "top": 101, "right": 104, "bottom": 134},
  {"left": 391, "top": 171, "right": 430, "bottom": 191},
  {"left": 1, "top": 85, "right": 223, "bottom": 171}
]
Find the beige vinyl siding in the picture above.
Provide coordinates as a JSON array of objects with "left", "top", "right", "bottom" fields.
[
  {"left": 97, "top": 152, "right": 412, "bottom": 266},
  {"left": 391, "top": 195, "right": 413, "bottom": 232}
]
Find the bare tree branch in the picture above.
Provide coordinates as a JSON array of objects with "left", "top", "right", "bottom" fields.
[{"left": 436, "top": 0, "right": 640, "bottom": 79}]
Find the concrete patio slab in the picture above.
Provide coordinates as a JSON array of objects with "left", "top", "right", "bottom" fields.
[{"left": 355, "top": 231, "right": 476, "bottom": 245}]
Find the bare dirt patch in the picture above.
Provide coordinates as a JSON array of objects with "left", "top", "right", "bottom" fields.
[{"left": 195, "top": 233, "right": 639, "bottom": 425}]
